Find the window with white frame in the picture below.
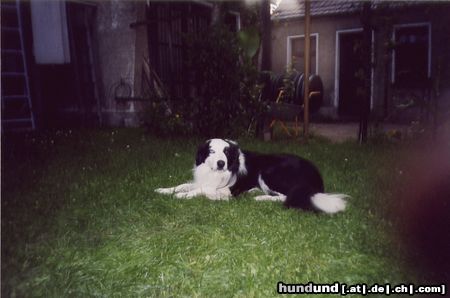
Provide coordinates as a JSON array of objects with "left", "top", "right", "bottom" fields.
[
  {"left": 287, "top": 34, "right": 318, "bottom": 74},
  {"left": 392, "top": 23, "right": 431, "bottom": 87}
]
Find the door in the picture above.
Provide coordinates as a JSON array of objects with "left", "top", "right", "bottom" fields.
[{"left": 338, "top": 31, "right": 365, "bottom": 118}]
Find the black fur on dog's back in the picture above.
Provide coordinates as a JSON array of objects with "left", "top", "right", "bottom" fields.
[
  {"left": 231, "top": 151, "right": 326, "bottom": 211},
  {"left": 231, "top": 148, "right": 348, "bottom": 213}
]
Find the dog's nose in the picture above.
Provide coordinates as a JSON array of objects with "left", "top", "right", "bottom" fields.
[{"left": 217, "top": 160, "right": 225, "bottom": 169}]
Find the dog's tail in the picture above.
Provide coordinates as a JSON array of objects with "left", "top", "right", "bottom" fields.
[
  {"left": 284, "top": 186, "right": 348, "bottom": 214},
  {"left": 310, "top": 193, "right": 348, "bottom": 214}
]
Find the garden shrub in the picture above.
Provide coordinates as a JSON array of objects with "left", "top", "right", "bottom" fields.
[{"left": 146, "top": 23, "right": 264, "bottom": 138}]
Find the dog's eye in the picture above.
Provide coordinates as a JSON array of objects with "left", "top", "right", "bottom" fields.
[{"left": 209, "top": 149, "right": 215, "bottom": 154}]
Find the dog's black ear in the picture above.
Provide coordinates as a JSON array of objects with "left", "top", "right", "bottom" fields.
[
  {"left": 225, "top": 142, "right": 240, "bottom": 174},
  {"left": 195, "top": 140, "right": 211, "bottom": 166}
]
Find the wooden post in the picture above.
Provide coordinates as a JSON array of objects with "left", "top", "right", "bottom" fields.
[
  {"left": 260, "top": 0, "right": 272, "bottom": 72},
  {"left": 358, "top": 2, "right": 372, "bottom": 144},
  {"left": 303, "top": 0, "right": 311, "bottom": 139},
  {"left": 260, "top": 0, "right": 272, "bottom": 140}
]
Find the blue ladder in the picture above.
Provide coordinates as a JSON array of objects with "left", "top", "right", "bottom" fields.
[{"left": 1, "top": 0, "right": 36, "bottom": 131}]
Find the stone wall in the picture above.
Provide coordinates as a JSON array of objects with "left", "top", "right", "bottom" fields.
[{"left": 94, "top": 0, "right": 139, "bottom": 127}]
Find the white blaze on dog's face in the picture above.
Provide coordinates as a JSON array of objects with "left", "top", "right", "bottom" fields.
[
  {"left": 195, "top": 138, "right": 241, "bottom": 173},
  {"left": 205, "top": 139, "right": 229, "bottom": 171},
  {"left": 194, "top": 138, "right": 244, "bottom": 190}
]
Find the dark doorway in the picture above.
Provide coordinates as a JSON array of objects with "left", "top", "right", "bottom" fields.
[{"left": 338, "top": 30, "right": 365, "bottom": 118}]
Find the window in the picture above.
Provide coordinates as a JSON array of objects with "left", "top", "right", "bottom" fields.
[
  {"left": 287, "top": 34, "right": 318, "bottom": 74},
  {"left": 224, "top": 11, "right": 240, "bottom": 32},
  {"left": 392, "top": 23, "right": 431, "bottom": 87}
]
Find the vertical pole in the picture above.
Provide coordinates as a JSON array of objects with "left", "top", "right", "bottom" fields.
[
  {"left": 260, "top": 0, "right": 272, "bottom": 139},
  {"left": 303, "top": 0, "right": 311, "bottom": 139},
  {"left": 211, "top": 2, "right": 221, "bottom": 25},
  {"left": 260, "top": 0, "right": 271, "bottom": 71},
  {"left": 358, "top": 2, "right": 372, "bottom": 144}
]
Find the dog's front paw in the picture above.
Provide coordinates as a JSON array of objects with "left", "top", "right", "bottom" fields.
[
  {"left": 155, "top": 188, "right": 174, "bottom": 194},
  {"left": 206, "top": 193, "right": 230, "bottom": 201},
  {"left": 174, "top": 192, "right": 192, "bottom": 199},
  {"left": 254, "top": 194, "right": 285, "bottom": 202}
]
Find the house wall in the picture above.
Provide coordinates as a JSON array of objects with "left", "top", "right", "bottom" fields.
[
  {"left": 271, "top": 14, "right": 362, "bottom": 118},
  {"left": 271, "top": 4, "right": 450, "bottom": 121},
  {"left": 91, "top": 2, "right": 450, "bottom": 126},
  {"left": 372, "top": 6, "right": 450, "bottom": 120},
  {"left": 94, "top": 0, "right": 139, "bottom": 127},
  {"left": 372, "top": 5, "right": 450, "bottom": 121}
]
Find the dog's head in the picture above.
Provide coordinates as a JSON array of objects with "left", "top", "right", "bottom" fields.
[{"left": 195, "top": 138, "right": 245, "bottom": 174}]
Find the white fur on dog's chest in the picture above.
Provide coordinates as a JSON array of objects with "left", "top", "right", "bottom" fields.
[
  {"left": 194, "top": 163, "right": 234, "bottom": 189},
  {"left": 155, "top": 139, "right": 240, "bottom": 201}
]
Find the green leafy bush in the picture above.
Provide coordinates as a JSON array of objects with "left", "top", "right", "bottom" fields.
[
  {"left": 146, "top": 23, "right": 264, "bottom": 138},
  {"left": 145, "top": 99, "right": 192, "bottom": 137}
]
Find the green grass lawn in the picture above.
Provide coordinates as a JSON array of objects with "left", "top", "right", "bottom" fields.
[{"left": 1, "top": 129, "right": 425, "bottom": 297}]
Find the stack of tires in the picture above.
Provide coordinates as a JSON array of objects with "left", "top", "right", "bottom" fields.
[{"left": 261, "top": 71, "right": 323, "bottom": 114}]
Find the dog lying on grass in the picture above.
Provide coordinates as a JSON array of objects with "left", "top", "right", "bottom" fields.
[
  {"left": 155, "top": 138, "right": 348, "bottom": 214},
  {"left": 155, "top": 139, "right": 243, "bottom": 200}
]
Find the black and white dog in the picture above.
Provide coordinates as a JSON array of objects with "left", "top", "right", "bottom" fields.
[
  {"left": 155, "top": 139, "right": 245, "bottom": 200},
  {"left": 155, "top": 138, "right": 348, "bottom": 214}
]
